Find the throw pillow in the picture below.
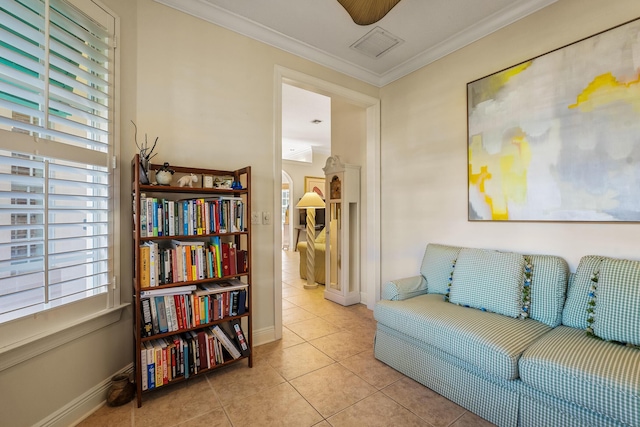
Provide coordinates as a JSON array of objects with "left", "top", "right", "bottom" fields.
[
  {"left": 525, "top": 254, "right": 569, "bottom": 328},
  {"left": 420, "top": 243, "right": 461, "bottom": 295},
  {"left": 315, "top": 227, "right": 326, "bottom": 244},
  {"left": 562, "top": 255, "right": 604, "bottom": 329},
  {"left": 590, "top": 258, "right": 640, "bottom": 347},
  {"left": 449, "top": 248, "right": 525, "bottom": 318}
]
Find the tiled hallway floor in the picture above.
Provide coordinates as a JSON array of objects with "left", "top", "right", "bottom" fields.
[{"left": 77, "top": 250, "right": 494, "bottom": 426}]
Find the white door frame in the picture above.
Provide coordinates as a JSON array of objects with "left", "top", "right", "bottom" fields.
[{"left": 273, "top": 66, "right": 381, "bottom": 340}]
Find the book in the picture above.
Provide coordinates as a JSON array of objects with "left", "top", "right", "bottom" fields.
[
  {"left": 155, "top": 296, "right": 169, "bottom": 334},
  {"left": 229, "top": 244, "right": 237, "bottom": 275},
  {"left": 165, "top": 295, "right": 178, "bottom": 332},
  {"left": 139, "top": 244, "right": 150, "bottom": 288},
  {"left": 174, "top": 295, "right": 184, "bottom": 331},
  {"left": 221, "top": 242, "right": 230, "bottom": 276},
  {"left": 181, "top": 334, "right": 190, "bottom": 379},
  {"left": 188, "top": 331, "right": 200, "bottom": 374},
  {"left": 195, "top": 279, "right": 248, "bottom": 296},
  {"left": 140, "top": 284, "right": 196, "bottom": 297},
  {"left": 153, "top": 340, "right": 163, "bottom": 388},
  {"left": 210, "top": 236, "right": 223, "bottom": 278},
  {"left": 211, "top": 325, "right": 241, "bottom": 359},
  {"left": 141, "top": 342, "right": 148, "bottom": 391},
  {"left": 140, "top": 195, "right": 147, "bottom": 236},
  {"left": 237, "top": 289, "right": 247, "bottom": 315},
  {"left": 165, "top": 337, "right": 177, "bottom": 380},
  {"left": 144, "top": 241, "right": 157, "bottom": 287},
  {"left": 157, "top": 201, "right": 163, "bottom": 237},
  {"left": 197, "top": 331, "right": 208, "bottom": 370},
  {"left": 230, "top": 290, "right": 239, "bottom": 316},
  {"left": 149, "top": 295, "right": 159, "bottom": 335},
  {"left": 237, "top": 249, "right": 247, "bottom": 273},
  {"left": 172, "top": 334, "right": 184, "bottom": 377},
  {"left": 168, "top": 200, "right": 175, "bottom": 236},
  {"left": 159, "top": 339, "right": 168, "bottom": 385},
  {"left": 141, "top": 298, "right": 153, "bottom": 337},
  {"left": 146, "top": 198, "right": 154, "bottom": 237},
  {"left": 220, "top": 319, "right": 250, "bottom": 357},
  {"left": 144, "top": 341, "right": 155, "bottom": 389},
  {"left": 205, "top": 329, "right": 217, "bottom": 366}
]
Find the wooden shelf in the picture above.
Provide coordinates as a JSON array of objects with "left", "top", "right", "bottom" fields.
[{"left": 131, "top": 154, "right": 252, "bottom": 407}]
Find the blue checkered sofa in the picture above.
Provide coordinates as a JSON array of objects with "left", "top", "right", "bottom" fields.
[{"left": 374, "top": 244, "right": 640, "bottom": 427}]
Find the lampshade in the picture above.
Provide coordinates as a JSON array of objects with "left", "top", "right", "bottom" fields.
[{"left": 296, "top": 192, "right": 325, "bottom": 209}]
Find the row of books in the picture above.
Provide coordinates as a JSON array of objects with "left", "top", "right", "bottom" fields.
[
  {"left": 140, "top": 319, "right": 250, "bottom": 391},
  {"left": 140, "top": 281, "right": 248, "bottom": 337},
  {"left": 139, "top": 195, "right": 245, "bottom": 237},
  {"left": 140, "top": 237, "right": 247, "bottom": 287}
]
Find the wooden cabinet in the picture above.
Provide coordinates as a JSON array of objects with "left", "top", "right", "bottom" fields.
[{"left": 131, "top": 155, "right": 252, "bottom": 407}]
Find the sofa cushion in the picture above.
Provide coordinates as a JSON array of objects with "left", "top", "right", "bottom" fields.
[
  {"left": 519, "top": 325, "right": 640, "bottom": 427},
  {"left": 562, "top": 255, "right": 604, "bottom": 329},
  {"left": 315, "top": 227, "right": 326, "bottom": 243},
  {"left": 526, "top": 254, "right": 568, "bottom": 328},
  {"left": 449, "top": 248, "right": 524, "bottom": 318},
  {"left": 591, "top": 258, "right": 640, "bottom": 346},
  {"left": 374, "top": 293, "right": 551, "bottom": 380},
  {"left": 420, "top": 243, "right": 461, "bottom": 294}
]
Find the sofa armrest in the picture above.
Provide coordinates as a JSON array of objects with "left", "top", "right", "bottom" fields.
[{"left": 381, "top": 275, "right": 428, "bottom": 301}]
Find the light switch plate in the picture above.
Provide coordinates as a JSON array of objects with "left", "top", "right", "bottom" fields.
[
  {"left": 251, "top": 211, "right": 260, "bottom": 225},
  {"left": 262, "top": 211, "right": 272, "bottom": 225}
]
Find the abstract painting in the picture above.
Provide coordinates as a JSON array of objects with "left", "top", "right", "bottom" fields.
[
  {"left": 467, "top": 18, "right": 640, "bottom": 221},
  {"left": 305, "top": 176, "right": 325, "bottom": 198}
]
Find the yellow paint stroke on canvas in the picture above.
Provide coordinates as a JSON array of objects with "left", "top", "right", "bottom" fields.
[
  {"left": 569, "top": 71, "right": 640, "bottom": 111},
  {"left": 501, "top": 62, "right": 532, "bottom": 82},
  {"left": 471, "top": 62, "right": 532, "bottom": 107},
  {"left": 469, "top": 130, "right": 531, "bottom": 220}
]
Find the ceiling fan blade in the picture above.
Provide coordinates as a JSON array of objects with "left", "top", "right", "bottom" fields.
[{"left": 337, "top": 0, "right": 402, "bottom": 25}]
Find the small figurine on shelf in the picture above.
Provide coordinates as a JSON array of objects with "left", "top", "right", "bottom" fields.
[
  {"left": 231, "top": 180, "right": 243, "bottom": 190},
  {"left": 155, "top": 162, "right": 174, "bottom": 185},
  {"left": 177, "top": 173, "right": 198, "bottom": 188}
]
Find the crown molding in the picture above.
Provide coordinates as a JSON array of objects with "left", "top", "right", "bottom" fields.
[
  {"left": 154, "top": 0, "right": 382, "bottom": 86},
  {"left": 154, "top": 0, "right": 557, "bottom": 88},
  {"left": 379, "top": 0, "right": 558, "bottom": 85}
]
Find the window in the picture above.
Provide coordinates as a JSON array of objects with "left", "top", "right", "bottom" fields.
[{"left": 0, "top": 0, "right": 117, "bottom": 326}]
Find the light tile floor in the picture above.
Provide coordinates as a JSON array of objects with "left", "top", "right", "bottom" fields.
[{"left": 77, "top": 250, "right": 494, "bottom": 427}]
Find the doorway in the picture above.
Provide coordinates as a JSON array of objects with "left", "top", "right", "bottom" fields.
[{"left": 273, "top": 66, "right": 381, "bottom": 342}]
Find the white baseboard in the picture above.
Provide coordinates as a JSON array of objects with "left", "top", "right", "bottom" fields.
[
  {"left": 252, "top": 325, "right": 276, "bottom": 346},
  {"left": 35, "top": 364, "right": 134, "bottom": 427}
]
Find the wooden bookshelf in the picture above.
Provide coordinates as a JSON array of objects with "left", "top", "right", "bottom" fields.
[{"left": 131, "top": 155, "right": 252, "bottom": 407}]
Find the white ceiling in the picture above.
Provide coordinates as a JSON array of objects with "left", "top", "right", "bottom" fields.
[
  {"left": 153, "top": 0, "right": 558, "bottom": 160},
  {"left": 154, "top": 0, "right": 557, "bottom": 87},
  {"left": 281, "top": 84, "right": 331, "bottom": 162}
]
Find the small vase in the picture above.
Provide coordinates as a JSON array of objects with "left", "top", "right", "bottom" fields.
[
  {"left": 106, "top": 373, "right": 135, "bottom": 407},
  {"left": 155, "top": 162, "right": 174, "bottom": 186}
]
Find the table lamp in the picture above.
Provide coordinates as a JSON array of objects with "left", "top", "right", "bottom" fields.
[{"left": 296, "top": 192, "right": 326, "bottom": 289}]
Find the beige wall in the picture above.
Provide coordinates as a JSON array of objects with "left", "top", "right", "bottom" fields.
[
  {"left": 379, "top": 0, "right": 640, "bottom": 284},
  {"left": 132, "top": 0, "right": 377, "bottom": 338}
]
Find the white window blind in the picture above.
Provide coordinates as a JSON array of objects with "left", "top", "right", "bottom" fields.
[{"left": 0, "top": 0, "right": 116, "bottom": 324}]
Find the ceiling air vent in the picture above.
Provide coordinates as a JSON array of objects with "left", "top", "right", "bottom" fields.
[{"left": 350, "top": 26, "right": 403, "bottom": 58}]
